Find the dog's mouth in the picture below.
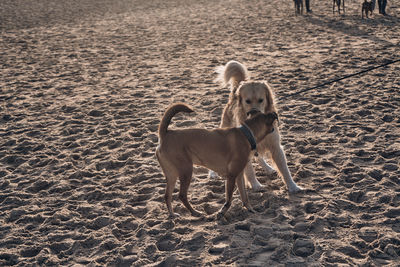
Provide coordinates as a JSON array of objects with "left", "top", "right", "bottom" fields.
[{"left": 247, "top": 108, "right": 261, "bottom": 118}]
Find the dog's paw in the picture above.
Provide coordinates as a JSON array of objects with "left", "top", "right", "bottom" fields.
[
  {"left": 288, "top": 184, "right": 303, "bottom": 194},
  {"left": 208, "top": 170, "right": 218, "bottom": 179},
  {"left": 247, "top": 180, "right": 264, "bottom": 192},
  {"left": 250, "top": 183, "right": 265, "bottom": 192}
]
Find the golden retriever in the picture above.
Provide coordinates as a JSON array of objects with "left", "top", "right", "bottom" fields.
[{"left": 209, "top": 60, "right": 302, "bottom": 193}]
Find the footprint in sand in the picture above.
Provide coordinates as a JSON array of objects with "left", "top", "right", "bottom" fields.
[
  {"left": 209, "top": 235, "right": 230, "bottom": 255},
  {"left": 292, "top": 238, "right": 315, "bottom": 257},
  {"left": 156, "top": 233, "right": 181, "bottom": 252}
]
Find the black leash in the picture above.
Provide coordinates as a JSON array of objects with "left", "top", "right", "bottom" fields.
[{"left": 281, "top": 58, "right": 400, "bottom": 99}]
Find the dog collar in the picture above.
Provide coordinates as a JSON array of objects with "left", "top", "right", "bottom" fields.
[{"left": 239, "top": 124, "right": 257, "bottom": 150}]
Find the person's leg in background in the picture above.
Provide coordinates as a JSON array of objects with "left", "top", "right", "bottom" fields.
[
  {"left": 381, "top": 0, "right": 387, "bottom": 15},
  {"left": 305, "top": 0, "right": 312, "bottom": 12},
  {"left": 377, "top": 0, "right": 383, "bottom": 14}
]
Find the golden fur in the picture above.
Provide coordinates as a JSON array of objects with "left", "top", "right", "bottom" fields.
[{"left": 210, "top": 60, "right": 302, "bottom": 193}]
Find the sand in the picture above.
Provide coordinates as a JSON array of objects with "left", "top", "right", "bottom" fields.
[{"left": 1, "top": 0, "right": 400, "bottom": 266}]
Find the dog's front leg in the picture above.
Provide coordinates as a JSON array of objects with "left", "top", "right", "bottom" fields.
[
  {"left": 257, "top": 155, "right": 276, "bottom": 175},
  {"left": 236, "top": 172, "right": 255, "bottom": 213},
  {"left": 216, "top": 176, "right": 236, "bottom": 219},
  {"left": 244, "top": 162, "right": 263, "bottom": 191},
  {"left": 270, "top": 142, "right": 303, "bottom": 193}
]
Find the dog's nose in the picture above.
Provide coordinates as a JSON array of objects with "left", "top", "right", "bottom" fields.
[{"left": 247, "top": 108, "right": 260, "bottom": 118}]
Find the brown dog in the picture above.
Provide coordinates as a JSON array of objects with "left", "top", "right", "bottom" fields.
[{"left": 156, "top": 103, "right": 277, "bottom": 219}]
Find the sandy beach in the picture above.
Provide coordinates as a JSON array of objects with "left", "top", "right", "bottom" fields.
[{"left": 1, "top": 0, "right": 400, "bottom": 265}]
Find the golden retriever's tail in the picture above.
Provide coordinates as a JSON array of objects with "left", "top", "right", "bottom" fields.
[
  {"left": 158, "top": 103, "right": 194, "bottom": 140},
  {"left": 216, "top": 60, "right": 249, "bottom": 93}
]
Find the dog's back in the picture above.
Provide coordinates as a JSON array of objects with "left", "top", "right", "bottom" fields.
[{"left": 156, "top": 103, "right": 246, "bottom": 174}]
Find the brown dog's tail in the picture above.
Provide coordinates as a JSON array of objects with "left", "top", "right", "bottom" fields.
[
  {"left": 158, "top": 103, "right": 194, "bottom": 140},
  {"left": 216, "top": 60, "right": 248, "bottom": 93}
]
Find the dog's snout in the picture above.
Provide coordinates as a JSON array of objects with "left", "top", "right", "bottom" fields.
[{"left": 247, "top": 108, "right": 260, "bottom": 117}]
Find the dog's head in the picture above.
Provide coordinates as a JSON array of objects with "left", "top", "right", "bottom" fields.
[
  {"left": 246, "top": 111, "right": 279, "bottom": 137},
  {"left": 236, "top": 82, "right": 276, "bottom": 116},
  {"left": 263, "top": 111, "right": 278, "bottom": 134}
]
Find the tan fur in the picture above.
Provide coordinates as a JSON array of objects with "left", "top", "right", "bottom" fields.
[
  {"left": 156, "top": 103, "right": 277, "bottom": 218},
  {"left": 212, "top": 61, "right": 302, "bottom": 193}
]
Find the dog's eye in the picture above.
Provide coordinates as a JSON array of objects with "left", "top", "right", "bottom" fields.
[
  {"left": 245, "top": 99, "right": 251, "bottom": 104},
  {"left": 258, "top": 99, "right": 263, "bottom": 103}
]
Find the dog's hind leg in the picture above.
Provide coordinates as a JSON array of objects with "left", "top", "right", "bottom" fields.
[
  {"left": 157, "top": 150, "right": 180, "bottom": 218},
  {"left": 178, "top": 165, "right": 203, "bottom": 217},
  {"left": 165, "top": 174, "right": 179, "bottom": 218}
]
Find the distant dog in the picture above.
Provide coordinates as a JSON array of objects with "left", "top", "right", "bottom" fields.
[
  {"left": 293, "top": 0, "right": 303, "bottom": 15},
  {"left": 156, "top": 103, "right": 278, "bottom": 218},
  {"left": 362, "top": 0, "right": 374, "bottom": 18},
  {"left": 333, "top": 0, "right": 345, "bottom": 14},
  {"left": 209, "top": 61, "right": 302, "bottom": 194}
]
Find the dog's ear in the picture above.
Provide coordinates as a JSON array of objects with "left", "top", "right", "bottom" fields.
[
  {"left": 263, "top": 83, "right": 276, "bottom": 113},
  {"left": 272, "top": 112, "right": 279, "bottom": 125},
  {"left": 265, "top": 112, "right": 278, "bottom": 125}
]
